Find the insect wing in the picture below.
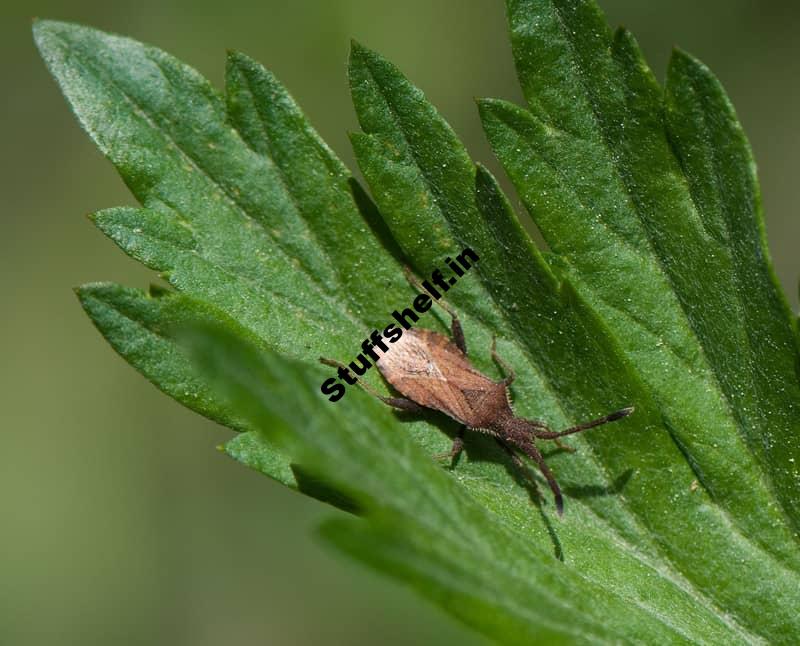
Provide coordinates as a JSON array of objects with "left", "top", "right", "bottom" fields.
[{"left": 377, "top": 329, "right": 496, "bottom": 425}]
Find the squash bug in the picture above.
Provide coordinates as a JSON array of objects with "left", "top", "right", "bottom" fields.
[{"left": 321, "top": 273, "right": 633, "bottom": 515}]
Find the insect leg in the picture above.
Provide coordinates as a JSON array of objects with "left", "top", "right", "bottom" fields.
[
  {"left": 403, "top": 266, "right": 467, "bottom": 355},
  {"left": 491, "top": 336, "right": 515, "bottom": 385},
  {"left": 383, "top": 397, "right": 428, "bottom": 413},
  {"left": 496, "top": 439, "right": 563, "bottom": 515},
  {"left": 433, "top": 426, "right": 465, "bottom": 462},
  {"left": 319, "top": 357, "right": 426, "bottom": 413},
  {"left": 495, "top": 438, "right": 528, "bottom": 472},
  {"left": 532, "top": 407, "right": 634, "bottom": 440},
  {"left": 519, "top": 441, "right": 564, "bottom": 515},
  {"left": 446, "top": 310, "right": 467, "bottom": 355}
]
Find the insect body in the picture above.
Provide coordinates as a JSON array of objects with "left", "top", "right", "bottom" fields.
[
  {"left": 377, "top": 328, "right": 513, "bottom": 430},
  {"left": 321, "top": 287, "right": 633, "bottom": 515}
]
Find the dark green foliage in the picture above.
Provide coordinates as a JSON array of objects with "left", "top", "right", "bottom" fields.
[{"left": 35, "top": 1, "right": 800, "bottom": 642}]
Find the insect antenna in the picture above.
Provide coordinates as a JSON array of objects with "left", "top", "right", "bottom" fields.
[{"left": 528, "top": 406, "right": 634, "bottom": 441}]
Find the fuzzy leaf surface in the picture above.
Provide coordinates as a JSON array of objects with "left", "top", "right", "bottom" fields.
[
  {"left": 35, "top": 7, "right": 800, "bottom": 644},
  {"left": 480, "top": 1, "right": 800, "bottom": 553}
]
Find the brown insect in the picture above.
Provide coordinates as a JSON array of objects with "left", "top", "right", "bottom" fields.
[{"left": 321, "top": 279, "right": 633, "bottom": 515}]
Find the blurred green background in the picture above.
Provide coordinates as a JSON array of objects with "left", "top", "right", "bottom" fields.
[{"left": 2, "top": 1, "right": 798, "bottom": 644}]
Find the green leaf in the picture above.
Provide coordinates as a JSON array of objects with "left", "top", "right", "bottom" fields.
[
  {"left": 36, "top": 4, "right": 800, "bottom": 643},
  {"left": 75, "top": 282, "right": 296, "bottom": 487},
  {"left": 76, "top": 281, "right": 363, "bottom": 509},
  {"left": 179, "top": 320, "right": 750, "bottom": 645},
  {"left": 482, "top": 4, "right": 800, "bottom": 555},
  {"left": 349, "top": 30, "right": 800, "bottom": 642}
]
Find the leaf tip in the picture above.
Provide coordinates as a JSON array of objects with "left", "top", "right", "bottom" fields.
[
  {"left": 73, "top": 282, "right": 97, "bottom": 300},
  {"left": 30, "top": 16, "right": 50, "bottom": 35},
  {"left": 473, "top": 162, "right": 497, "bottom": 193},
  {"left": 73, "top": 281, "right": 113, "bottom": 311},
  {"left": 670, "top": 45, "right": 694, "bottom": 63},
  {"left": 225, "top": 48, "right": 253, "bottom": 69},
  {"left": 668, "top": 46, "right": 708, "bottom": 76},
  {"left": 475, "top": 97, "right": 506, "bottom": 120},
  {"left": 477, "top": 97, "right": 523, "bottom": 137},
  {"left": 349, "top": 38, "right": 368, "bottom": 56},
  {"left": 347, "top": 130, "right": 368, "bottom": 147},
  {"left": 666, "top": 46, "right": 712, "bottom": 92},
  {"left": 31, "top": 17, "right": 54, "bottom": 51},
  {"left": 612, "top": 25, "right": 634, "bottom": 44},
  {"left": 32, "top": 18, "right": 74, "bottom": 47},
  {"left": 33, "top": 19, "right": 97, "bottom": 73},
  {"left": 348, "top": 38, "right": 381, "bottom": 75}
]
